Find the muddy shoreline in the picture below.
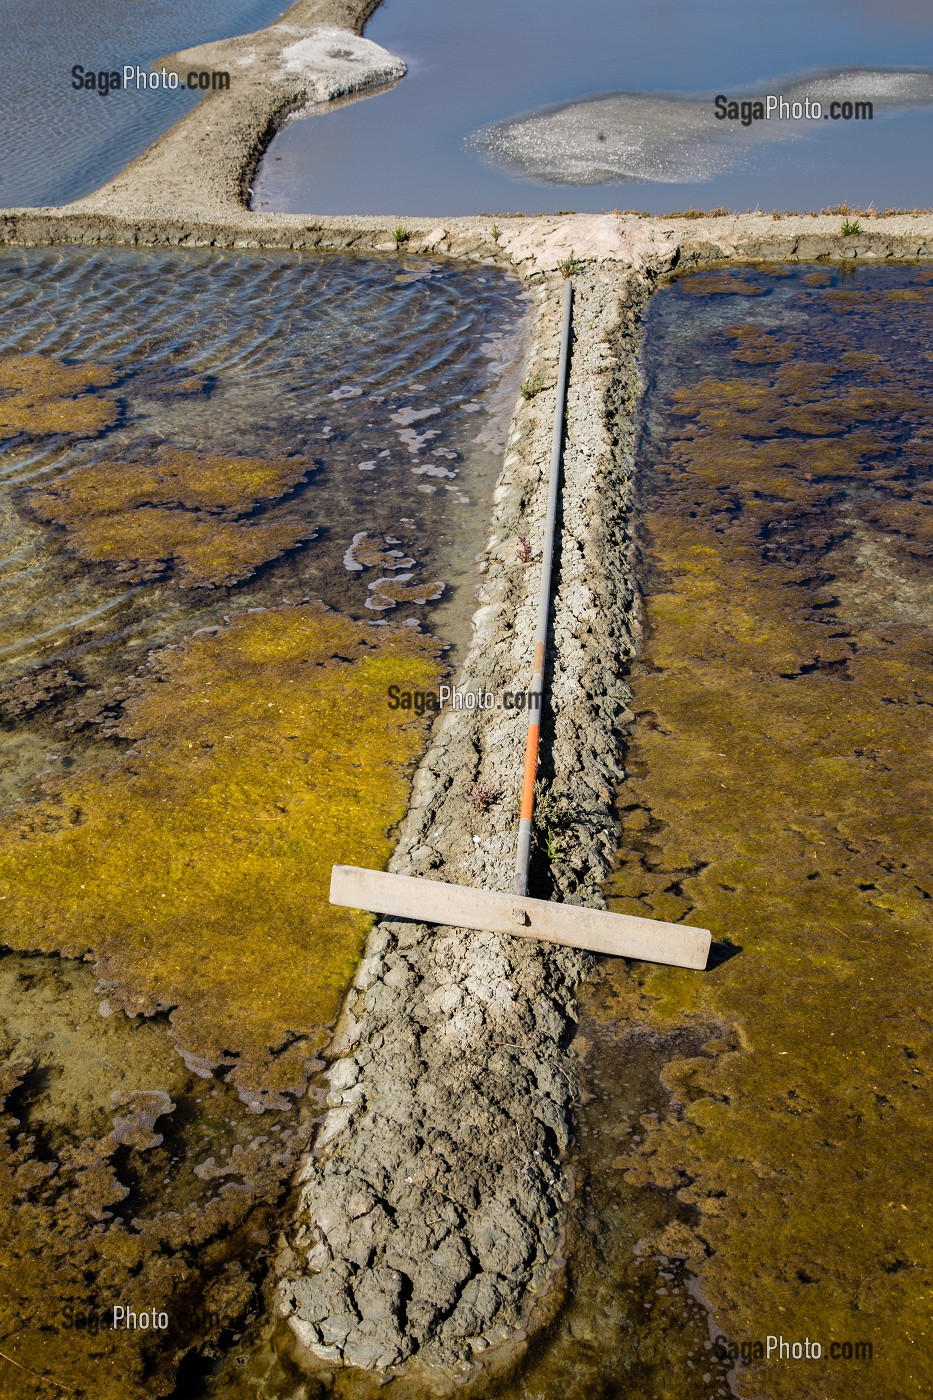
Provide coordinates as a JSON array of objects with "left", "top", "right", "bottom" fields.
[{"left": 1, "top": 0, "right": 932, "bottom": 1383}]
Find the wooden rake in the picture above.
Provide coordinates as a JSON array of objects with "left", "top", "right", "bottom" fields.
[{"left": 331, "top": 281, "right": 710, "bottom": 970}]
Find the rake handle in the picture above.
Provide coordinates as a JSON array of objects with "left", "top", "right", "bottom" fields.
[{"left": 512, "top": 278, "right": 573, "bottom": 897}]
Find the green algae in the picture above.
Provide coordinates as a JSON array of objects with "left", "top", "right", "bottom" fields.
[
  {"left": 0, "top": 246, "right": 529, "bottom": 1398},
  {"left": 367, "top": 576, "right": 446, "bottom": 609},
  {"left": 33, "top": 447, "right": 312, "bottom": 517},
  {"left": 47, "top": 504, "right": 316, "bottom": 589},
  {"left": 0, "top": 605, "right": 441, "bottom": 1105},
  {"left": 0, "top": 605, "right": 443, "bottom": 1397},
  {"left": 604, "top": 265, "right": 933, "bottom": 1399}
]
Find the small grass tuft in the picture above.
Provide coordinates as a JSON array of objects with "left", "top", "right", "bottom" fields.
[
  {"left": 541, "top": 826, "right": 562, "bottom": 863},
  {"left": 531, "top": 780, "right": 575, "bottom": 862},
  {"left": 558, "top": 251, "right": 583, "bottom": 279},
  {"left": 393, "top": 225, "right": 410, "bottom": 248},
  {"left": 520, "top": 371, "right": 546, "bottom": 400},
  {"left": 841, "top": 217, "right": 861, "bottom": 236},
  {"left": 491, "top": 223, "right": 502, "bottom": 242}
]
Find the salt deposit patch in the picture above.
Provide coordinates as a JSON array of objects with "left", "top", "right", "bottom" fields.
[
  {"left": 343, "top": 531, "right": 416, "bottom": 573},
  {"left": 391, "top": 406, "right": 440, "bottom": 426},
  {"left": 278, "top": 27, "right": 407, "bottom": 104},
  {"left": 398, "top": 427, "right": 438, "bottom": 453},
  {"left": 472, "top": 66, "right": 933, "bottom": 185}
]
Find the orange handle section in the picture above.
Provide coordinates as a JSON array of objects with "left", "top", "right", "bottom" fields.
[{"left": 519, "top": 721, "right": 540, "bottom": 822}]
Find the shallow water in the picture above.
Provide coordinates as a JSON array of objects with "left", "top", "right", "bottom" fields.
[
  {"left": 0, "top": 247, "right": 527, "bottom": 1398},
  {"left": 0, "top": 948, "right": 315, "bottom": 1398},
  {"left": 0, "top": 0, "right": 288, "bottom": 206},
  {"left": 197, "top": 262, "right": 933, "bottom": 1400},
  {"left": 0, "top": 246, "right": 527, "bottom": 695},
  {"left": 255, "top": 0, "right": 933, "bottom": 216},
  {"left": 598, "top": 264, "right": 933, "bottom": 1398}
]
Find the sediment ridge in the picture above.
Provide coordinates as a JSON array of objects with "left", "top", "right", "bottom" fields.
[{"left": 275, "top": 262, "right": 647, "bottom": 1371}]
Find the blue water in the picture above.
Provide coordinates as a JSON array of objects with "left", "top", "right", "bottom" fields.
[
  {"left": 255, "top": 0, "right": 933, "bottom": 215},
  {"left": 0, "top": 0, "right": 288, "bottom": 207}
]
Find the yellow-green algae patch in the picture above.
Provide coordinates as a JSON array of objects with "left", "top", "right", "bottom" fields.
[
  {"left": 604, "top": 266, "right": 933, "bottom": 1399},
  {"left": 0, "top": 351, "right": 119, "bottom": 441},
  {"left": 28, "top": 447, "right": 317, "bottom": 588},
  {"left": 0, "top": 604, "right": 441, "bottom": 1105}
]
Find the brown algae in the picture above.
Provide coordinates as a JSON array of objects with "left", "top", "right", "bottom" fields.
[
  {"left": 602, "top": 265, "right": 933, "bottom": 1399},
  {"left": 0, "top": 950, "right": 314, "bottom": 1400},
  {"left": 29, "top": 445, "right": 318, "bottom": 588},
  {"left": 0, "top": 352, "right": 119, "bottom": 442},
  {"left": 0, "top": 245, "right": 530, "bottom": 1397},
  {"left": 0, "top": 248, "right": 528, "bottom": 669},
  {"left": 677, "top": 274, "right": 767, "bottom": 297},
  {"left": 0, "top": 608, "right": 440, "bottom": 1397}
]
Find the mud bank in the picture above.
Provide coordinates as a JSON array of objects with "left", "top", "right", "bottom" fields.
[
  {"left": 4, "top": 205, "right": 933, "bottom": 278},
  {"left": 274, "top": 262, "right": 646, "bottom": 1372},
  {"left": 62, "top": 0, "right": 397, "bottom": 220}
]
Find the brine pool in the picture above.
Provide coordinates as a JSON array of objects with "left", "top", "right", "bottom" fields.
[
  {"left": 0, "top": 246, "right": 527, "bottom": 689},
  {"left": 592, "top": 262, "right": 932, "bottom": 1400},
  {"left": 0, "top": 0, "right": 288, "bottom": 207},
  {"left": 254, "top": 0, "right": 933, "bottom": 217}
]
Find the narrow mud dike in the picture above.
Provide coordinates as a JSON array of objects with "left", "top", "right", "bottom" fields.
[{"left": 275, "top": 265, "right": 648, "bottom": 1371}]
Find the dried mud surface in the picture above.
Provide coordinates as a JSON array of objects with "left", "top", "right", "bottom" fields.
[{"left": 275, "top": 266, "right": 647, "bottom": 1374}]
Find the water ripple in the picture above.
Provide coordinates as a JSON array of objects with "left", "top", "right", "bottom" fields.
[{"left": 0, "top": 246, "right": 529, "bottom": 672}]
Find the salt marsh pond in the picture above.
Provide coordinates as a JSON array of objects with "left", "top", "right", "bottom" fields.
[
  {"left": 142, "top": 264, "right": 933, "bottom": 1400},
  {"left": 590, "top": 263, "right": 932, "bottom": 1400},
  {"left": 255, "top": 0, "right": 933, "bottom": 216},
  {"left": 0, "top": 0, "right": 290, "bottom": 207},
  {"left": 0, "top": 246, "right": 527, "bottom": 1397},
  {"left": 0, "top": 246, "right": 527, "bottom": 681}
]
